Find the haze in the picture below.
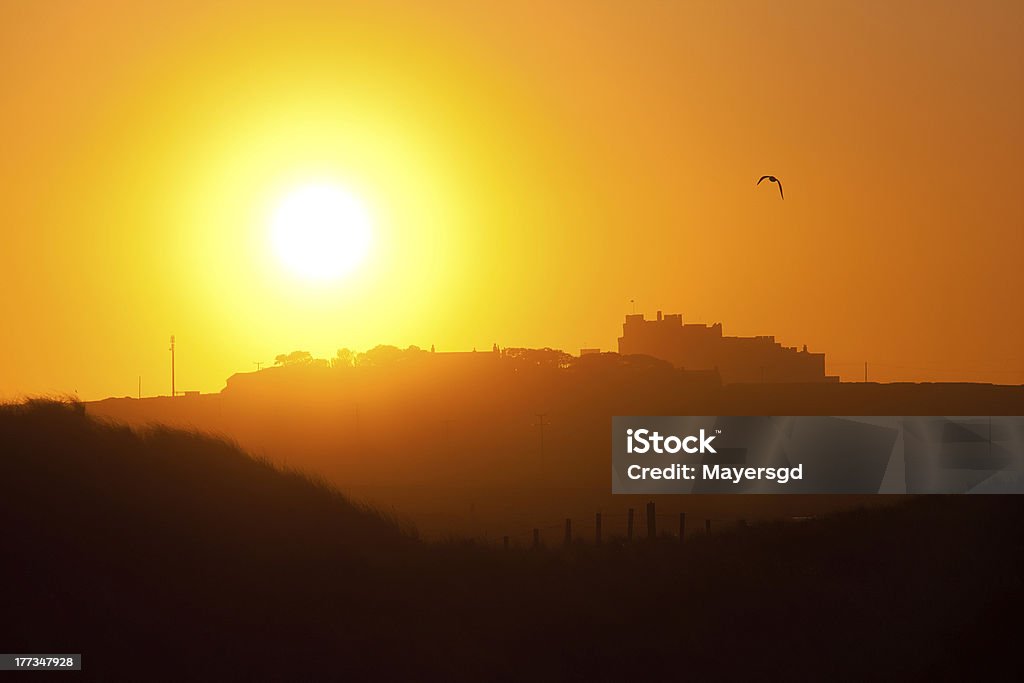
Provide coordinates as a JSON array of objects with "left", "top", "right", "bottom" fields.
[{"left": 1, "top": 0, "right": 1022, "bottom": 400}]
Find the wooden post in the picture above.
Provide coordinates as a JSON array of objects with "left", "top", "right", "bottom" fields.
[
  {"left": 503, "top": 535, "right": 509, "bottom": 551},
  {"left": 679, "top": 512, "right": 686, "bottom": 543},
  {"left": 705, "top": 519, "right": 711, "bottom": 534},
  {"left": 533, "top": 528, "right": 540, "bottom": 548},
  {"left": 627, "top": 508, "right": 634, "bottom": 542},
  {"left": 646, "top": 501, "right": 656, "bottom": 539},
  {"left": 564, "top": 518, "right": 572, "bottom": 547},
  {"left": 595, "top": 512, "right": 602, "bottom": 545}
]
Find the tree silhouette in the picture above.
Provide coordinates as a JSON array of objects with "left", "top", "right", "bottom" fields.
[
  {"left": 274, "top": 350, "right": 314, "bottom": 367},
  {"left": 502, "top": 347, "right": 573, "bottom": 369},
  {"left": 355, "top": 345, "right": 428, "bottom": 367},
  {"left": 333, "top": 348, "right": 356, "bottom": 369}
]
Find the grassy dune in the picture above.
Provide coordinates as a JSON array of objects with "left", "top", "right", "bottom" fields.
[{"left": 2, "top": 400, "right": 1021, "bottom": 680}]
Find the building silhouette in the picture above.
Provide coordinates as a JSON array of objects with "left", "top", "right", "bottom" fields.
[{"left": 617, "top": 311, "right": 837, "bottom": 384}]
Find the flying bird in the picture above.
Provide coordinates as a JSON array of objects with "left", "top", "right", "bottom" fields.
[{"left": 757, "top": 175, "right": 784, "bottom": 200}]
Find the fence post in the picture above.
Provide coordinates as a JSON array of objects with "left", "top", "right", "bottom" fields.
[
  {"left": 679, "top": 512, "right": 686, "bottom": 543},
  {"left": 705, "top": 519, "right": 711, "bottom": 535},
  {"left": 646, "top": 501, "right": 656, "bottom": 539},
  {"left": 595, "top": 512, "right": 602, "bottom": 545},
  {"left": 627, "top": 508, "right": 634, "bottom": 542},
  {"left": 533, "top": 528, "right": 540, "bottom": 548},
  {"left": 564, "top": 518, "right": 572, "bottom": 547},
  {"left": 503, "top": 535, "right": 509, "bottom": 551}
]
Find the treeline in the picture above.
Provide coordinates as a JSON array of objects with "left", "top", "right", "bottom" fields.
[{"left": 272, "top": 345, "right": 685, "bottom": 373}]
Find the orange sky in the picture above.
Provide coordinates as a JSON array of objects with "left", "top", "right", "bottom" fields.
[{"left": 1, "top": 0, "right": 1022, "bottom": 399}]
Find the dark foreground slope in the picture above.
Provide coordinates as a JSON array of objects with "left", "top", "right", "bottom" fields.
[
  {"left": 2, "top": 401, "right": 1022, "bottom": 681},
  {"left": 88, "top": 359, "right": 1024, "bottom": 538}
]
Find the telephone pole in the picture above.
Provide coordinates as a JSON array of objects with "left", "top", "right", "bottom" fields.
[
  {"left": 169, "top": 335, "right": 176, "bottom": 397},
  {"left": 254, "top": 361, "right": 264, "bottom": 371}
]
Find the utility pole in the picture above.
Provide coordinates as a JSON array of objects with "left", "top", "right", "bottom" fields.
[
  {"left": 254, "top": 361, "right": 264, "bottom": 371},
  {"left": 534, "top": 413, "right": 550, "bottom": 457},
  {"left": 630, "top": 299, "right": 636, "bottom": 314},
  {"left": 169, "top": 335, "right": 175, "bottom": 397}
]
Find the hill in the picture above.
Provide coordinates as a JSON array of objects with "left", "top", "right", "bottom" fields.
[
  {"left": 3, "top": 400, "right": 1023, "bottom": 680},
  {"left": 88, "top": 356, "right": 1024, "bottom": 537}
]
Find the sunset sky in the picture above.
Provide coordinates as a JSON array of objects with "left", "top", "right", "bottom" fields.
[{"left": 1, "top": 0, "right": 1022, "bottom": 399}]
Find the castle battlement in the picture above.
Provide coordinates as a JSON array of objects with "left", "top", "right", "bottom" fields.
[{"left": 617, "top": 312, "right": 837, "bottom": 384}]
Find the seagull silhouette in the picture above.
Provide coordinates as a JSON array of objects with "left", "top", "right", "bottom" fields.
[{"left": 757, "top": 175, "right": 784, "bottom": 200}]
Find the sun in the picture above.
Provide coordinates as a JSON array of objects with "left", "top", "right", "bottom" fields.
[{"left": 269, "top": 183, "right": 372, "bottom": 281}]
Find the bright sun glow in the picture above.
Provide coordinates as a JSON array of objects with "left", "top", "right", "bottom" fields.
[{"left": 270, "top": 183, "right": 372, "bottom": 281}]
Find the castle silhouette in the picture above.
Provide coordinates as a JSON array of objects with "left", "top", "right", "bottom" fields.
[{"left": 617, "top": 312, "right": 837, "bottom": 384}]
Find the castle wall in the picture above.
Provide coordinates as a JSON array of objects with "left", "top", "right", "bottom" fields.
[{"left": 617, "top": 313, "right": 834, "bottom": 383}]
